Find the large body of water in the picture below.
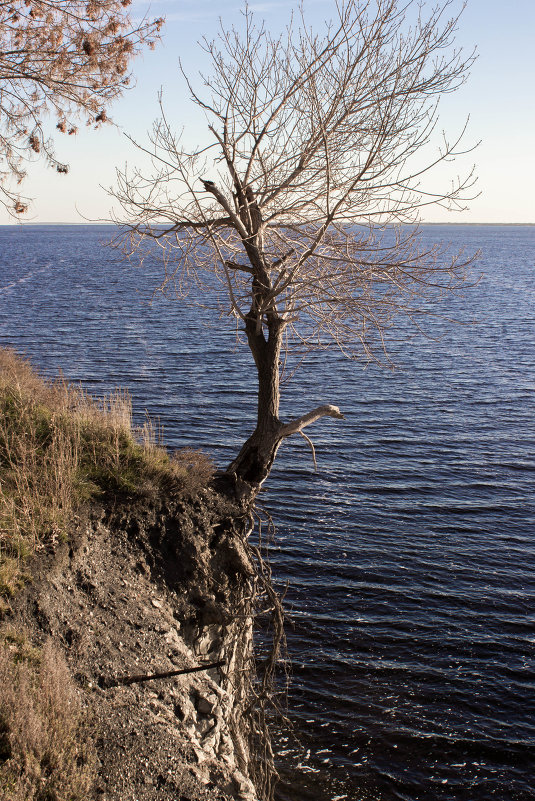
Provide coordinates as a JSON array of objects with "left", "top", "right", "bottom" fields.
[{"left": 0, "top": 224, "right": 533, "bottom": 800}]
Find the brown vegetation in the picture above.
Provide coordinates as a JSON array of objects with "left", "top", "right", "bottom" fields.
[
  {"left": 0, "top": 347, "right": 213, "bottom": 606},
  {"left": 0, "top": 633, "right": 96, "bottom": 801},
  {"left": 0, "top": 0, "right": 163, "bottom": 213}
]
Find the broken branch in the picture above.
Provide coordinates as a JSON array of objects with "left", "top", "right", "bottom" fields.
[{"left": 99, "top": 659, "right": 226, "bottom": 689}]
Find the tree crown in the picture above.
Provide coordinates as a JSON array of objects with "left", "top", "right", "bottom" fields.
[
  {"left": 113, "top": 0, "right": 477, "bottom": 364},
  {"left": 0, "top": 0, "right": 163, "bottom": 213}
]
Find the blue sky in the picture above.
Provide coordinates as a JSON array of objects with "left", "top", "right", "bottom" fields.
[{"left": 3, "top": 0, "right": 534, "bottom": 224}]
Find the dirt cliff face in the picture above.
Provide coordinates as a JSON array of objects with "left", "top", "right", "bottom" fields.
[{"left": 5, "top": 488, "right": 261, "bottom": 801}]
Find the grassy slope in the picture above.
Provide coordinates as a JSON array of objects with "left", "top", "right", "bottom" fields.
[
  {"left": 0, "top": 347, "right": 213, "bottom": 603},
  {"left": 0, "top": 348, "right": 214, "bottom": 800}
]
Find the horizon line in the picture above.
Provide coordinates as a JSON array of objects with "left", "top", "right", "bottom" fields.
[{"left": 1, "top": 221, "right": 534, "bottom": 227}]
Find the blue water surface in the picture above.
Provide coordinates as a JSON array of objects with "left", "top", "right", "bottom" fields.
[{"left": 0, "top": 224, "right": 534, "bottom": 800}]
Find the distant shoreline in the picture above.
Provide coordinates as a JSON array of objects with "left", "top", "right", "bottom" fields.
[{"left": 1, "top": 221, "right": 534, "bottom": 227}]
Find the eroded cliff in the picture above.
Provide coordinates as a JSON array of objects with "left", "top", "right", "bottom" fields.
[{"left": 5, "top": 490, "right": 261, "bottom": 801}]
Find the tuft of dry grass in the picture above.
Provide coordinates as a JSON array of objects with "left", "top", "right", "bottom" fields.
[
  {"left": 0, "top": 348, "right": 214, "bottom": 601},
  {"left": 0, "top": 633, "right": 96, "bottom": 800}
]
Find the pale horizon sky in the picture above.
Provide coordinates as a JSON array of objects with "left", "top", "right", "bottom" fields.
[{"left": 1, "top": 0, "right": 534, "bottom": 225}]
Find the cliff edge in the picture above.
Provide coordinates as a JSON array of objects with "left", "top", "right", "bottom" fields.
[{"left": 0, "top": 350, "right": 269, "bottom": 801}]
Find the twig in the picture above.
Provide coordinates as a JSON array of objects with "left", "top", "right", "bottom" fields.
[
  {"left": 99, "top": 660, "right": 226, "bottom": 689},
  {"left": 299, "top": 430, "right": 317, "bottom": 470}
]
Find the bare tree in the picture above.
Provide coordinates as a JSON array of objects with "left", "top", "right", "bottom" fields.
[
  {"left": 0, "top": 0, "right": 163, "bottom": 213},
  {"left": 112, "top": 0, "right": 477, "bottom": 496}
]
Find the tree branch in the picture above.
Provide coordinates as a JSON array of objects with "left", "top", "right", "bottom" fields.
[{"left": 280, "top": 404, "right": 345, "bottom": 438}]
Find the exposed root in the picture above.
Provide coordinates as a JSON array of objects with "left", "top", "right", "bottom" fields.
[{"left": 242, "top": 505, "right": 291, "bottom": 801}]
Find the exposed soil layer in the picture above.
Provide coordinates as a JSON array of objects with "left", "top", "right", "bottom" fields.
[{"left": 4, "top": 488, "right": 259, "bottom": 801}]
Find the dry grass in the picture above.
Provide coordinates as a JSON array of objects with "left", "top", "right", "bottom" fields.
[
  {"left": 0, "top": 348, "right": 214, "bottom": 600},
  {"left": 0, "top": 349, "right": 215, "bottom": 800},
  {"left": 0, "top": 633, "right": 96, "bottom": 801}
]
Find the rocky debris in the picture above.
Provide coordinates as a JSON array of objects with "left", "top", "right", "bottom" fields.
[{"left": 5, "top": 490, "right": 259, "bottom": 801}]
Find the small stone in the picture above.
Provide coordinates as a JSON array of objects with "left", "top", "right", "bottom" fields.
[
  {"left": 197, "top": 696, "right": 214, "bottom": 715},
  {"left": 151, "top": 598, "right": 162, "bottom": 609},
  {"left": 233, "top": 770, "right": 257, "bottom": 799}
]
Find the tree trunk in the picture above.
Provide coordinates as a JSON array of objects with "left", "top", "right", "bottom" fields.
[
  {"left": 220, "top": 199, "right": 345, "bottom": 496},
  {"left": 226, "top": 314, "right": 285, "bottom": 488},
  {"left": 223, "top": 311, "right": 345, "bottom": 497}
]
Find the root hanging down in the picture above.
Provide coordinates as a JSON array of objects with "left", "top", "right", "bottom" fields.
[{"left": 228, "top": 505, "right": 290, "bottom": 801}]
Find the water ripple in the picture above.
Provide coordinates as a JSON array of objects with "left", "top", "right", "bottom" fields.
[{"left": 1, "top": 224, "right": 534, "bottom": 800}]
